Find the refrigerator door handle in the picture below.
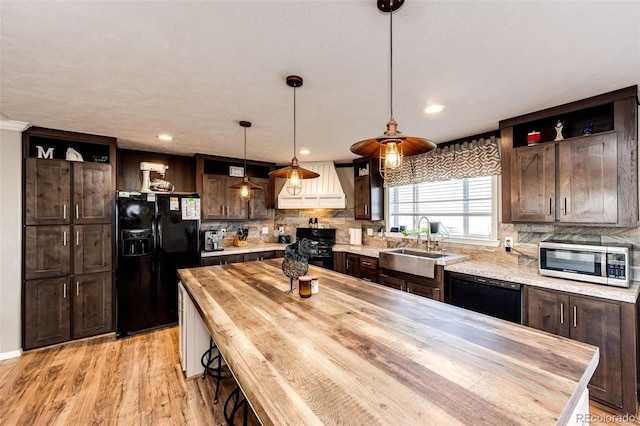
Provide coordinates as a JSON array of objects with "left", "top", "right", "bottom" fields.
[
  {"left": 151, "top": 213, "right": 157, "bottom": 272},
  {"left": 157, "top": 213, "right": 163, "bottom": 270}
]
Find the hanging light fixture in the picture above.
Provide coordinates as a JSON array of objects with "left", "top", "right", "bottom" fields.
[
  {"left": 350, "top": 0, "right": 436, "bottom": 178},
  {"left": 228, "top": 120, "right": 262, "bottom": 201},
  {"left": 269, "top": 75, "right": 319, "bottom": 195}
]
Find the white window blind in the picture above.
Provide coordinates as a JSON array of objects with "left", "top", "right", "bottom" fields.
[{"left": 388, "top": 175, "right": 496, "bottom": 239}]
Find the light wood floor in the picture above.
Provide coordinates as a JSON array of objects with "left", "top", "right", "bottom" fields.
[
  {"left": 0, "top": 327, "right": 258, "bottom": 426},
  {"left": 0, "top": 327, "right": 636, "bottom": 425}
]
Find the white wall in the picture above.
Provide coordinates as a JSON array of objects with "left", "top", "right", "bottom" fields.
[{"left": 0, "top": 126, "right": 25, "bottom": 358}]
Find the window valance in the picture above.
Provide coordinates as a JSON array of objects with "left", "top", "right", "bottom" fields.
[{"left": 383, "top": 136, "right": 501, "bottom": 188}]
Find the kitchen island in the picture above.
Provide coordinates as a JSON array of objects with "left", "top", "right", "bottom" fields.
[{"left": 178, "top": 259, "right": 599, "bottom": 425}]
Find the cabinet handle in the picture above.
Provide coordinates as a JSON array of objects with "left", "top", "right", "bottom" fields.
[
  {"left": 75, "top": 204, "right": 79, "bottom": 219},
  {"left": 63, "top": 204, "right": 67, "bottom": 220},
  {"left": 365, "top": 205, "right": 368, "bottom": 216},
  {"left": 63, "top": 283, "right": 67, "bottom": 299},
  {"left": 564, "top": 197, "right": 567, "bottom": 216},
  {"left": 560, "top": 302, "right": 564, "bottom": 324},
  {"left": 346, "top": 259, "right": 350, "bottom": 269},
  {"left": 549, "top": 198, "right": 553, "bottom": 216},
  {"left": 573, "top": 305, "right": 577, "bottom": 328},
  {"left": 362, "top": 277, "right": 372, "bottom": 282},
  {"left": 63, "top": 231, "right": 67, "bottom": 246},
  {"left": 76, "top": 281, "right": 79, "bottom": 296},
  {"left": 362, "top": 261, "right": 372, "bottom": 266},
  {"left": 76, "top": 231, "right": 80, "bottom": 246}
]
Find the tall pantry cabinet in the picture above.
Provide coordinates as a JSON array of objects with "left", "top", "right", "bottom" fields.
[{"left": 22, "top": 128, "right": 116, "bottom": 350}]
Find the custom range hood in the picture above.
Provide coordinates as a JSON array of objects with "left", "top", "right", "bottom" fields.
[{"left": 277, "top": 161, "right": 346, "bottom": 209}]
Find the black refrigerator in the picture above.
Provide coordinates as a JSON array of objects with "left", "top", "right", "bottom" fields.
[{"left": 116, "top": 191, "right": 201, "bottom": 338}]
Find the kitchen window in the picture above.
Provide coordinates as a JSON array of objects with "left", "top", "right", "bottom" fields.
[{"left": 387, "top": 175, "right": 498, "bottom": 244}]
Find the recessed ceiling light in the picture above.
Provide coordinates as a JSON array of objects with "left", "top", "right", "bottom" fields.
[
  {"left": 299, "top": 149, "right": 311, "bottom": 155},
  {"left": 423, "top": 104, "right": 445, "bottom": 114},
  {"left": 157, "top": 134, "right": 173, "bottom": 141}
]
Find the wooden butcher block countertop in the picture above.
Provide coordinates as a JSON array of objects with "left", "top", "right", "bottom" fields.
[{"left": 178, "top": 259, "right": 598, "bottom": 426}]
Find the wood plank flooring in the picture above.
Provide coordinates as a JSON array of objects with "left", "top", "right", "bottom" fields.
[
  {"left": 0, "top": 327, "right": 258, "bottom": 426},
  {"left": 0, "top": 326, "right": 636, "bottom": 425}
]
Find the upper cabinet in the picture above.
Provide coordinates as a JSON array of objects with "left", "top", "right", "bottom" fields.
[
  {"left": 501, "top": 86, "right": 638, "bottom": 227},
  {"left": 353, "top": 157, "right": 384, "bottom": 221},
  {"left": 196, "top": 154, "right": 275, "bottom": 221}
]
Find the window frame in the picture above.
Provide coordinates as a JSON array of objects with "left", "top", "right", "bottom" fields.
[{"left": 384, "top": 175, "right": 500, "bottom": 247}]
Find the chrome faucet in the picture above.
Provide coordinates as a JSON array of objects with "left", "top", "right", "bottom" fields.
[{"left": 416, "top": 216, "right": 432, "bottom": 252}]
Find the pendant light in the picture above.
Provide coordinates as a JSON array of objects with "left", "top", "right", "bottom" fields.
[
  {"left": 350, "top": 0, "right": 436, "bottom": 178},
  {"left": 269, "top": 75, "right": 319, "bottom": 195},
  {"left": 228, "top": 120, "right": 262, "bottom": 201}
]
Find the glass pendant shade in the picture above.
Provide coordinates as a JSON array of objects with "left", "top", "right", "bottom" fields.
[
  {"left": 229, "top": 121, "right": 262, "bottom": 201},
  {"left": 381, "top": 140, "right": 403, "bottom": 172}
]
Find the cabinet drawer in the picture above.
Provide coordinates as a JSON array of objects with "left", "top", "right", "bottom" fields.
[
  {"left": 379, "top": 273, "right": 405, "bottom": 291},
  {"left": 360, "top": 268, "right": 378, "bottom": 283},
  {"left": 359, "top": 256, "right": 378, "bottom": 270}
]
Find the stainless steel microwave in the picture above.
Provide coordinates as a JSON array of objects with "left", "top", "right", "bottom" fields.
[{"left": 539, "top": 240, "right": 631, "bottom": 287}]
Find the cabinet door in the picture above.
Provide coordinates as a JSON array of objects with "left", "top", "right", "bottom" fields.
[
  {"left": 248, "top": 177, "right": 273, "bottom": 220},
  {"left": 379, "top": 273, "right": 405, "bottom": 291},
  {"left": 406, "top": 281, "right": 442, "bottom": 301},
  {"left": 25, "top": 159, "right": 71, "bottom": 225},
  {"left": 74, "top": 224, "right": 112, "bottom": 274},
  {"left": 243, "top": 251, "right": 274, "bottom": 262},
  {"left": 202, "top": 174, "right": 226, "bottom": 220},
  {"left": 226, "top": 178, "right": 248, "bottom": 220},
  {"left": 73, "top": 272, "right": 113, "bottom": 338},
  {"left": 354, "top": 176, "right": 371, "bottom": 220},
  {"left": 558, "top": 133, "right": 618, "bottom": 223},
  {"left": 345, "top": 254, "right": 359, "bottom": 277},
  {"left": 526, "top": 287, "right": 570, "bottom": 337},
  {"left": 570, "top": 295, "right": 623, "bottom": 407},
  {"left": 73, "top": 162, "right": 113, "bottom": 224},
  {"left": 25, "top": 225, "right": 71, "bottom": 280},
  {"left": 333, "top": 252, "right": 345, "bottom": 273},
  {"left": 510, "top": 144, "right": 556, "bottom": 222},
  {"left": 24, "top": 277, "right": 71, "bottom": 349}
]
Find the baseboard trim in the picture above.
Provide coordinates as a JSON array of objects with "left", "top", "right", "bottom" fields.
[{"left": 0, "top": 349, "right": 23, "bottom": 361}]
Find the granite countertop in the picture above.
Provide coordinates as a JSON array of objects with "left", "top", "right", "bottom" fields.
[
  {"left": 333, "top": 244, "right": 472, "bottom": 266},
  {"left": 445, "top": 260, "right": 640, "bottom": 303},
  {"left": 201, "top": 242, "right": 289, "bottom": 257}
]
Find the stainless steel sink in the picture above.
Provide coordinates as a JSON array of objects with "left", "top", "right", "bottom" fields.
[{"left": 378, "top": 248, "right": 445, "bottom": 278}]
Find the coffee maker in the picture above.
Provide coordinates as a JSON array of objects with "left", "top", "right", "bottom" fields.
[{"left": 202, "top": 230, "right": 224, "bottom": 251}]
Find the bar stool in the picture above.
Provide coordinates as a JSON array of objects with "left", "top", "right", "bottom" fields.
[
  {"left": 201, "top": 336, "right": 233, "bottom": 404},
  {"left": 224, "top": 385, "right": 248, "bottom": 426}
]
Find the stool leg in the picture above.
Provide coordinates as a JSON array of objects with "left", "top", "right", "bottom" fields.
[{"left": 201, "top": 336, "right": 233, "bottom": 404}]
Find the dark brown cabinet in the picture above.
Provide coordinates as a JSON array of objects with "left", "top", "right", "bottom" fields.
[
  {"left": 25, "top": 159, "right": 71, "bottom": 225},
  {"left": 510, "top": 144, "right": 556, "bottom": 222},
  {"left": 527, "top": 287, "right": 637, "bottom": 413},
  {"left": 380, "top": 266, "right": 444, "bottom": 302},
  {"left": 24, "top": 277, "right": 71, "bottom": 349},
  {"left": 24, "top": 225, "right": 71, "bottom": 280},
  {"left": 202, "top": 174, "right": 247, "bottom": 220},
  {"left": 201, "top": 250, "right": 282, "bottom": 266},
  {"left": 510, "top": 133, "right": 619, "bottom": 224},
  {"left": 501, "top": 87, "right": 638, "bottom": 227},
  {"left": 248, "top": 177, "right": 274, "bottom": 220},
  {"left": 73, "top": 224, "right": 112, "bottom": 274},
  {"left": 22, "top": 128, "right": 116, "bottom": 350},
  {"left": 353, "top": 158, "right": 383, "bottom": 220},
  {"left": 345, "top": 253, "right": 360, "bottom": 277},
  {"left": 358, "top": 256, "right": 378, "bottom": 283},
  {"left": 333, "top": 252, "right": 378, "bottom": 283},
  {"left": 73, "top": 272, "right": 113, "bottom": 339}
]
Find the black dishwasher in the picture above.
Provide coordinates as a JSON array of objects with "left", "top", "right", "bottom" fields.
[{"left": 447, "top": 272, "right": 523, "bottom": 324}]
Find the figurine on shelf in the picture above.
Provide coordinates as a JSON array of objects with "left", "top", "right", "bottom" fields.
[
  {"left": 554, "top": 120, "right": 564, "bottom": 141},
  {"left": 583, "top": 121, "right": 594, "bottom": 135}
]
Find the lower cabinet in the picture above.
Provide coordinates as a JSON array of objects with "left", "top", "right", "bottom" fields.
[
  {"left": 527, "top": 286, "right": 637, "bottom": 414},
  {"left": 379, "top": 266, "right": 444, "bottom": 302},
  {"left": 201, "top": 250, "right": 285, "bottom": 266},
  {"left": 333, "top": 252, "right": 378, "bottom": 283},
  {"left": 23, "top": 272, "right": 113, "bottom": 349}
]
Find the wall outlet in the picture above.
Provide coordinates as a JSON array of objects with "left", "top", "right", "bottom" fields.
[
  {"left": 220, "top": 228, "right": 226, "bottom": 237},
  {"left": 367, "top": 228, "right": 373, "bottom": 236},
  {"left": 262, "top": 227, "right": 269, "bottom": 235},
  {"left": 505, "top": 237, "right": 513, "bottom": 253}
]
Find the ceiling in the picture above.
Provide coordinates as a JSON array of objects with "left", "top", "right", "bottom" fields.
[{"left": 1, "top": 1, "right": 638, "bottom": 165}]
